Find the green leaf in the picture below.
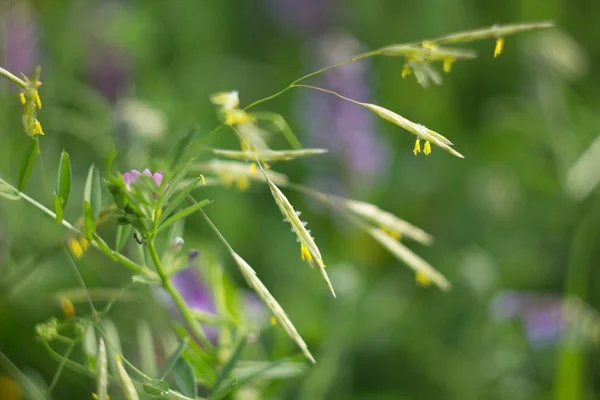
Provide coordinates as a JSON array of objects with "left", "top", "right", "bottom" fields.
[
  {"left": 96, "top": 339, "right": 108, "bottom": 400},
  {"left": 116, "top": 356, "right": 140, "bottom": 400},
  {"left": 142, "top": 379, "right": 169, "bottom": 397},
  {"left": 160, "top": 338, "right": 188, "bottom": 379},
  {"left": 172, "top": 358, "right": 198, "bottom": 398},
  {"left": 82, "top": 325, "right": 97, "bottom": 371},
  {"left": 210, "top": 379, "right": 237, "bottom": 400},
  {"left": 170, "top": 126, "right": 199, "bottom": 170},
  {"left": 157, "top": 199, "right": 210, "bottom": 234},
  {"left": 53, "top": 194, "right": 63, "bottom": 222},
  {"left": 84, "top": 201, "right": 95, "bottom": 240},
  {"left": 162, "top": 158, "right": 196, "bottom": 205},
  {"left": 56, "top": 151, "right": 72, "bottom": 207},
  {"left": 115, "top": 225, "right": 133, "bottom": 252},
  {"left": 18, "top": 139, "right": 38, "bottom": 191},
  {"left": 182, "top": 347, "right": 217, "bottom": 387},
  {"left": 84, "top": 165, "right": 102, "bottom": 221},
  {"left": 159, "top": 177, "right": 202, "bottom": 224},
  {"left": 137, "top": 320, "right": 158, "bottom": 378},
  {"left": 212, "top": 336, "right": 247, "bottom": 393}
]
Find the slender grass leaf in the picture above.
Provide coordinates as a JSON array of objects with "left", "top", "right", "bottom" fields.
[
  {"left": 53, "top": 194, "right": 63, "bottom": 222},
  {"left": 182, "top": 347, "right": 217, "bottom": 387},
  {"left": 171, "top": 126, "right": 199, "bottom": 170},
  {"left": 159, "top": 177, "right": 202, "bottom": 224},
  {"left": 82, "top": 325, "right": 97, "bottom": 371},
  {"left": 103, "top": 318, "right": 123, "bottom": 375},
  {"left": 157, "top": 199, "right": 210, "bottom": 234},
  {"left": 116, "top": 355, "right": 140, "bottom": 400},
  {"left": 18, "top": 139, "right": 38, "bottom": 191},
  {"left": 56, "top": 151, "right": 72, "bottom": 206},
  {"left": 209, "top": 148, "right": 327, "bottom": 162},
  {"left": 172, "top": 358, "right": 198, "bottom": 398},
  {"left": 116, "top": 225, "right": 133, "bottom": 252},
  {"left": 84, "top": 165, "right": 102, "bottom": 221},
  {"left": 161, "top": 339, "right": 188, "bottom": 379},
  {"left": 162, "top": 158, "right": 196, "bottom": 205},
  {"left": 84, "top": 201, "right": 95, "bottom": 240},
  {"left": 142, "top": 379, "right": 169, "bottom": 397},
  {"left": 136, "top": 320, "right": 158, "bottom": 378},
  {"left": 213, "top": 336, "right": 247, "bottom": 392},
  {"left": 96, "top": 339, "right": 108, "bottom": 400},
  {"left": 210, "top": 379, "right": 237, "bottom": 400},
  {"left": 233, "top": 360, "right": 307, "bottom": 385}
]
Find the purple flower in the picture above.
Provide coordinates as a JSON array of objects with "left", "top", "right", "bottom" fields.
[
  {"left": 123, "top": 169, "right": 163, "bottom": 188},
  {"left": 2, "top": 2, "right": 38, "bottom": 76},
  {"left": 490, "top": 291, "right": 565, "bottom": 346}
]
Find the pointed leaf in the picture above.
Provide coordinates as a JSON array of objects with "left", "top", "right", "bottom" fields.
[
  {"left": 18, "top": 139, "right": 38, "bottom": 191},
  {"left": 210, "top": 379, "right": 237, "bottom": 400},
  {"left": 171, "top": 126, "right": 199, "bottom": 170},
  {"left": 157, "top": 199, "right": 211, "bottom": 234},
  {"left": 84, "top": 165, "right": 102, "bottom": 221},
  {"left": 212, "top": 336, "right": 247, "bottom": 393},
  {"left": 116, "top": 355, "right": 140, "bottom": 400},
  {"left": 53, "top": 194, "right": 64, "bottom": 222},
  {"left": 56, "top": 151, "right": 72, "bottom": 207},
  {"left": 160, "top": 177, "right": 202, "bottom": 224},
  {"left": 84, "top": 201, "right": 95, "bottom": 240},
  {"left": 162, "top": 158, "right": 196, "bottom": 205},
  {"left": 172, "top": 358, "right": 198, "bottom": 398},
  {"left": 160, "top": 338, "right": 188, "bottom": 379},
  {"left": 142, "top": 379, "right": 169, "bottom": 397}
]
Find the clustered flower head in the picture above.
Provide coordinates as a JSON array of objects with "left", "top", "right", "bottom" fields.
[
  {"left": 123, "top": 168, "right": 163, "bottom": 188},
  {"left": 19, "top": 66, "right": 44, "bottom": 137},
  {"left": 210, "top": 91, "right": 254, "bottom": 126}
]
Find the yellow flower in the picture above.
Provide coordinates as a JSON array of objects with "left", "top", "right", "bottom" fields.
[
  {"left": 401, "top": 63, "right": 411, "bottom": 78},
  {"left": 413, "top": 138, "right": 421, "bottom": 155},
  {"left": 34, "top": 90, "right": 42, "bottom": 109},
  {"left": 60, "top": 297, "right": 76, "bottom": 318},
  {"left": 443, "top": 57, "right": 454, "bottom": 73},
  {"left": 423, "top": 140, "right": 432, "bottom": 155},
  {"left": 200, "top": 174, "right": 206, "bottom": 185},
  {"left": 224, "top": 109, "right": 253, "bottom": 126},
  {"left": 300, "top": 243, "right": 312, "bottom": 262},
  {"left": 80, "top": 237, "right": 89, "bottom": 251},
  {"left": 271, "top": 316, "right": 277, "bottom": 326},
  {"left": 250, "top": 163, "right": 257, "bottom": 177},
  {"left": 416, "top": 272, "right": 432, "bottom": 287},
  {"left": 34, "top": 120, "right": 44, "bottom": 136},
  {"left": 494, "top": 37, "right": 505, "bottom": 58},
  {"left": 68, "top": 238, "right": 84, "bottom": 259},
  {"left": 19, "top": 92, "right": 26, "bottom": 105},
  {"left": 236, "top": 176, "right": 249, "bottom": 191}
]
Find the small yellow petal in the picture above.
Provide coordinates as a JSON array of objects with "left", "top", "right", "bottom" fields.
[
  {"left": 79, "top": 237, "right": 89, "bottom": 251},
  {"left": 262, "top": 161, "right": 271, "bottom": 169},
  {"left": 236, "top": 177, "right": 249, "bottom": 191},
  {"left": 19, "top": 92, "right": 26, "bottom": 105},
  {"left": 34, "top": 120, "right": 44, "bottom": 136},
  {"left": 494, "top": 37, "right": 505, "bottom": 58},
  {"left": 423, "top": 141, "right": 431, "bottom": 155},
  {"left": 270, "top": 316, "right": 277, "bottom": 326},
  {"left": 68, "top": 238, "right": 83, "bottom": 259},
  {"left": 443, "top": 57, "right": 453, "bottom": 73},
  {"left": 200, "top": 174, "right": 206, "bottom": 185},
  {"left": 34, "top": 90, "right": 42, "bottom": 108},
  {"left": 60, "top": 297, "right": 75, "bottom": 318},
  {"left": 250, "top": 163, "right": 257, "bottom": 177},
  {"left": 413, "top": 139, "right": 421, "bottom": 155},
  {"left": 390, "top": 231, "right": 401, "bottom": 240},
  {"left": 300, "top": 243, "right": 312, "bottom": 262},
  {"left": 416, "top": 272, "right": 432, "bottom": 287},
  {"left": 401, "top": 64, "right": 411, "bottom": 79}
]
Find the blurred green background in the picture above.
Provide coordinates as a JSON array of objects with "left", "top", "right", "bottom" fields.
[{"left": 1, "top": 0, "right": 600, "bottom": 399}]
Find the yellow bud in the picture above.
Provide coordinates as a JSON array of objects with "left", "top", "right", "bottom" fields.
[
  {"left": 300, "top": 243, "right": 312, "bottom": 262},
  {"left": 79, "top": 237, "right": 89, "bottom": 251},
  {"left": 34, "top": 90, "right": 42, "bottom": 108},
  {"left": 19, "top": 92, "right": 26, "bottom": 105},
  {"left": 494, "top": 37, "right": 505, "bottom": 58},
  {"left": 250, "top": 163, "right": 257, "bottom": 177},
  {"left": 60, "top": 297, "right": 75, "bottom": 318},
  {"left": 200, "top": 174, "right": 206, "bottom": 185},
  {"left": 270, "top": 316, "right": 277, "bottom": 326},
  {"left": 68, "top": 238, "right": 83, "bottom": 259},
  {"left": 262, "top": 161, "right": 271, "bottom": 169},
  {"left": 236, "top": 177, "right": 249, "bottom": 191},
  {"left": 401, "top": 64, "right": 411, "bottom": 79},
  {"left": 443, "top": 57, "right": 454, "bottom": 73},
  {"left": 34, "top": 120, "right": 44, "bottom": 136},
  {"left": 423, "top": 140, "right": 432, "bottom": 155},
  {"left": 413, "top": 139, "right": 421, "bottom": 155},
  {"left": 416, "top": 272, "right": 432, "bottom": 287}
]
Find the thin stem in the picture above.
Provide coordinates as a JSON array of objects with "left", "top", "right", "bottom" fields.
[
  {"left": 291, "top": 84, "right": 363, "bottom": 106},
  {"left": 147, "top": 240, "right": 213, "bottom": 349},
  {"left": 0, "top": 66, "right": 27, "bottom": 88},
  {"left": 48, "top": 341, "right": 77, "bottom": 394}
]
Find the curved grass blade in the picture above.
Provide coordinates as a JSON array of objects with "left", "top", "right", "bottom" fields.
[
  {"left": 209, "top": 148, "right": 327, "bottom": 162},
  {"left": 18, "top": 139, "right": 38, "bottom": 191},
  {"left": 56, "top": 150, "right": 72, "bottom": 207},
  {"left": 96, "top": 339, "right": 108, "bottom": 400},
  {"left": 116, "top": 354, "right": 140, "bottom": 400}
]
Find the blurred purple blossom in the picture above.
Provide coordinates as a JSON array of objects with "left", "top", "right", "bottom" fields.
[
  {"left": 2, "top": 1, "right": 39, "bottom": 76},
  {"left": 297, "top": 30, "right": 390, "bottom": 194},
  {"left": 490, "top": 291, "right": 565, "bottom": 346},
  {"left": 265, "top": 0, "right": 336, "bottom": 35}
]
